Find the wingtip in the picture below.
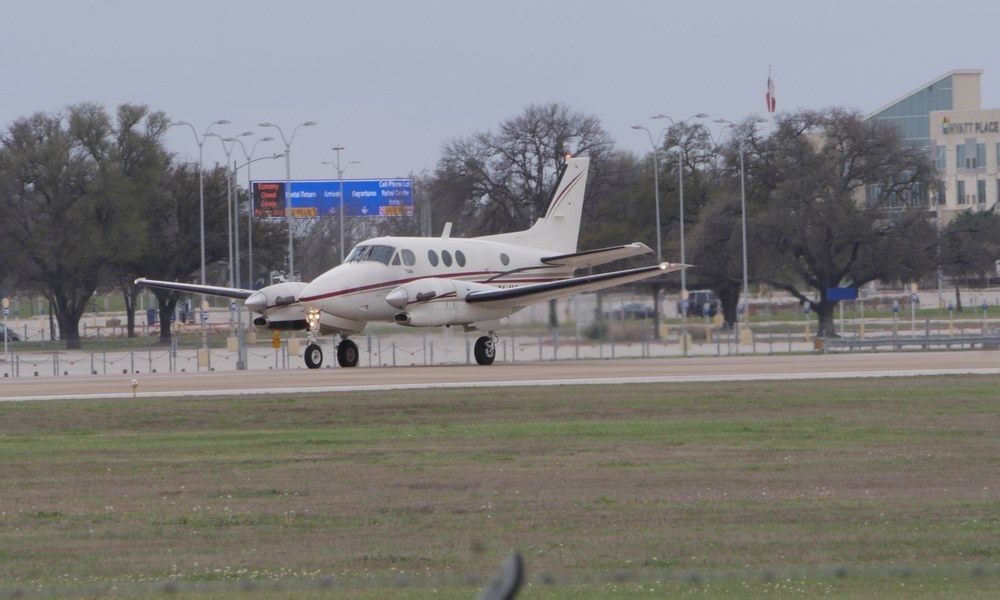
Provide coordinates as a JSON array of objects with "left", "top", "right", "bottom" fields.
[{"left": 658, "top": 262, "right": 692, "bottom": 271}]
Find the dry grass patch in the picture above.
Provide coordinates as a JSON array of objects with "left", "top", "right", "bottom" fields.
[{"left": 0, "top": 376, "right": 998, "bottom": 598}]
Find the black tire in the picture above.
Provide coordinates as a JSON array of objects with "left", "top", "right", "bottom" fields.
[
  {"left": 474, "top": 336, "right": 496, "bottom": 366},
  {"left": 304, "top": 343, "right": 323, "bottom": 369},
  {"left": 337, "top": 339, "right": 359, "bottom": 368}
]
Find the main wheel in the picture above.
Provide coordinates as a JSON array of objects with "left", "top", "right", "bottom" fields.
[
  {"left": 337, "top": 339, "right": 359, "bottom": 368},
  {"left": 474, "top": 336, "right": 496, "bottom": 366},
  {"left": 304, "top": 343, "right": 323, "bottom": 369}
]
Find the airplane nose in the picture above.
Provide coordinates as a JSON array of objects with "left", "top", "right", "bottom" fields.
[{"left": 245, "top": 291, "right": 267, "bottom": 313}]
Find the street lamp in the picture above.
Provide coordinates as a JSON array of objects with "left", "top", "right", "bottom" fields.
[
  {"left": 322, "top": 146, "right": 360, "bottom": 262},
  {"left": 630, "top": 123, "right": 671, "bottom": 262},
  {"left": 714, "top": 118, "right": 767, "bottom": 331},
  {"left": 651, "top": 113, "right": 709, "bottom": 296},
  {"left": 207, "top": 131, "right": 253, "bottom": 288},
  {"left": 258, "top": 120, "right": 317, "bottom": 281},
  {"left": 170, "top": 118, "right": 230, "bottom": 348},
  {"left": 233, "top": 137, "right": 277, "bottom": 288}
]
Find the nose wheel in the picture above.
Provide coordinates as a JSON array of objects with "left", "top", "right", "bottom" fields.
[
  {"left": 304, "top": 343, "right": 323, "bottom": 369},
  {"left": 474, "top": 335, "right": 496, "bottom": 365}
]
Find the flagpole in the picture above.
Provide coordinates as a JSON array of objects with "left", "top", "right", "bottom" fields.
[{"left": 767, "top": 65, "right": 775, "bottom": 135}]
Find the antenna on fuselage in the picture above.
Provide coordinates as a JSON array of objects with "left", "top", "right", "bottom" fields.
[{"left": 441, "top": 222, "right": 452, "bottom": 239}]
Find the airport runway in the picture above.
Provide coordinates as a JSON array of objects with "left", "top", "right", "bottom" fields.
[{"left": 1, "top": 350, "right": 998, "bottom": 401}]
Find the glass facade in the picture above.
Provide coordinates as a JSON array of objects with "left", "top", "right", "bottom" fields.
[{"left": 871, "top": 76, "right": 954, "bottom": 148}]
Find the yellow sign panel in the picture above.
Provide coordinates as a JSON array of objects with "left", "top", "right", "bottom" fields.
[{"left": 291, "top": 207, "right": 318, "bottom": 218}]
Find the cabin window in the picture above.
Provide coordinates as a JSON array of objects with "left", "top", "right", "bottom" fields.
[
  {"left": 428, "top": 250, "right": 439, "bottom": 266},
  {"left": 442, "top": 250, "right": 453, "bottom": 267},
  {"left": 346, "top": 244, "right": 395, "bottom": 265},
  {"left": 455, "top": 250, "right": 466, "bottom": 267},
  {"left": 500, "top": 253, "right": 510, "bottom": 266},
  {"left": 401, "top": 249, "right": 416, "bottom": 266}
]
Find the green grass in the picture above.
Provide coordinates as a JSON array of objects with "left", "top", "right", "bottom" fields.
[{"left": 1, "top": 377, "right": 999, "bottom": 598}]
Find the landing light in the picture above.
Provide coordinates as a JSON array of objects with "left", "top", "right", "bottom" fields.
[{"left": 306, "top": 307, "right": 321, "bottom": 329}]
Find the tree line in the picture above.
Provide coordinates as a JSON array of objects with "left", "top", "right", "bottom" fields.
[
  {"left": 3, "top": 102, "right": 999, "bottom": 347},
  {"left": 418, "top": 103, "right": 1000, "bottom": 337},
  {"left": 0, "top": 104, "right": 287, "bottom": 347}
]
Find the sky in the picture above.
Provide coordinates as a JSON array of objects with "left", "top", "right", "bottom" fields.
[{"left": 5, "top": 0, "right": 1000, "bottom": 184}]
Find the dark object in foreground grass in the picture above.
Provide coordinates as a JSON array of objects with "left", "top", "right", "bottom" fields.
[{"left": 476, "top": 552, "right": 523, "bottom": 600}]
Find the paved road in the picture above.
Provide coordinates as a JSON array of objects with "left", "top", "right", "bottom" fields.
[{"left": 2, "top": 351, "right": 998, "bottom": 402}]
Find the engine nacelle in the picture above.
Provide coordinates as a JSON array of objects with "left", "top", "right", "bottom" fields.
[
  {"left": 245, "top": 281, "right": 309, "bottom": 313},
  {"left": 394, "top": 300, "right": 511, "bottom": 328},
  {"left": 385, "top": 278, "right": 498, "bottom": 309},
  {"left": 251, "top": 303, "right": 308, "bottom": 331}
]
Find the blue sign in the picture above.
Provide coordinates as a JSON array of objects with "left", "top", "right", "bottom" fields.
[
  {"left": 826, "top": 287, "right": 858, "bottom": 301},
  {"left": 252, "top": 179, "right": 413, "bottom": 219}
]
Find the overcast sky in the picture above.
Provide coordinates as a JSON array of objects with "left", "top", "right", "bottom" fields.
[{"left": 5, "top": 0, "right": 1000, "bottom": 183}]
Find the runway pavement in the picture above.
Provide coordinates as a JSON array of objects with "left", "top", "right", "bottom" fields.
[{"left": 2, "top": 350, "right": 998, "bottom": 402}]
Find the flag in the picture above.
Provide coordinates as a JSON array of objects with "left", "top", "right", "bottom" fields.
[{"left": 765, "top": 72, "right": 776, "bottom": 114}]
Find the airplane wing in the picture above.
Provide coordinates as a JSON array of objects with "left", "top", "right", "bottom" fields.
[
  {"left": 541, "top": 243, "right": 653, "bottom": 269},
  {"left": 135, "top": 278, "right": 255, "bottom": 300},
  {"left": 465, "top": 262, "right": 688, "bottom": 308}
]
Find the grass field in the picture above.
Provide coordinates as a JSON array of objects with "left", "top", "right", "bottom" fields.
[{"left": 1, "top": 376, "right": 999, "bottom": 598}]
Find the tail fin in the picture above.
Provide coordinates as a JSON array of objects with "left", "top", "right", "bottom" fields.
[{"left": 480, "top": 156, "right": 589, "bottom": 252}]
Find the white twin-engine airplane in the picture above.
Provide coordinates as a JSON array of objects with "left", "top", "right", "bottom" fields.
[{"left": 136, "top": 156, "right": 687, "bottom": 369}]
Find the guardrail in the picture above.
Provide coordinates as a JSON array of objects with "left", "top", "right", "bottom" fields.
[{"left": 818, "top": 335, "right": 1000, "bottom": 352}]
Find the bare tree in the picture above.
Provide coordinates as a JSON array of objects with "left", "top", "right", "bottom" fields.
[
  {"left": 432, "top": 103, "right": 616, "bottom": 237},
  {"left": 939, "top": 208, "right": 1000, "bottom": 311}
]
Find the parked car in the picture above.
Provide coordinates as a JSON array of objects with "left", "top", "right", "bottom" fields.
[
  {"left": 604, "top": 302, "right": 656, "bottom": 320},
  {"left": 677, "top": 289, "right": 720, "bottom": 317},
  {"left": 1, "top": 322, "right": 20, "bottom": 342}
]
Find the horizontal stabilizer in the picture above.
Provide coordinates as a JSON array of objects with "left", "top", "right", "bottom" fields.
[
  {"left": 541, "top": 243, "right": 653, "bottom": 269},
  {"left": 135, "top": 278, "right": 254, "bottom": 300},
  {"left": 466, "top": 262, "right": 689, "bottom": 308}
]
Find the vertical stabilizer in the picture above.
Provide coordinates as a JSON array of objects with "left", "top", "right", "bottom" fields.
[{"left": 480, "top": 156, "right": 590, "bottom": 252}]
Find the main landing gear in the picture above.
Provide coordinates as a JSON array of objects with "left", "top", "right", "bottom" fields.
[
  {"left": 337, "top": 338, "right": 359, "bottom": 368},
  {"left": 303, "top": 338, "right": 359, "bottom": 369},
  {"left": 474, "top": 333, "right": 497, "bottom": 366}
]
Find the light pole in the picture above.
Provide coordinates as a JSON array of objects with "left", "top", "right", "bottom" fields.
[
  {"left": 322, "top": 147, "right": 360, "bottom": 262},
  {"left": 234, "top": 137, "right": 277, "bottom": 288},
  {"left": 258, "top": 121, "right": 316, "bottom": 281},
  {"left": 170, "top": 119, "right": 230, "bottom": 348},
  {"left": 207, "top": 131, "right": 253, "bottom": 288},
  {"left": 630, "top": 123, "right": 671, "bottom": 261},
  {"left": 714, "top": 118, "right": 767, "bottom": 330},
  {"left": 652, "top": 113, "right": 709, "bottom": 296}
]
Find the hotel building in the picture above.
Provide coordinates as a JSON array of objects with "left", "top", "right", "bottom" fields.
[{"left": 867, "top": 69, "right": 1000, "bottom": 224}]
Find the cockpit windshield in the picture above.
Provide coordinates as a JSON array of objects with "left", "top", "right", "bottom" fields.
[{"left": 345, "top": 244, "right": 396, "bottom": 265}]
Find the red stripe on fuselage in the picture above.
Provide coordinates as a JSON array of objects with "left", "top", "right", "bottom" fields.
[{"left": 298, "top": 271, "right": 564, "bottom": 303}]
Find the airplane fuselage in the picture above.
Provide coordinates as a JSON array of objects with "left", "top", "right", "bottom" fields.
[{"left": 299, "top": 235, "right": 573, "bottom": 328}]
